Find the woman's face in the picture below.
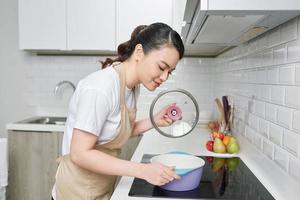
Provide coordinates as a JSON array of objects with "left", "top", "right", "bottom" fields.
[{"left": 136, "top": 45, "right": 180, "bottom": 91}]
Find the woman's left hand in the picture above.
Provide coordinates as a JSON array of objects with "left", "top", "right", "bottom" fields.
[{"left": 153, "top": 103, "right": 175, "bottom": 127}]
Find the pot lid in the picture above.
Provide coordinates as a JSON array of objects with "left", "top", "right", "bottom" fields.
[{"left": 149, "top": 89, "right": 199, "bottom": 138}]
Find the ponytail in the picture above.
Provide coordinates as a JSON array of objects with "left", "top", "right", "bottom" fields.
[
  {"left": 101, "top": 23, "right": 184, "bottom": 69},
  {"left": 101, "top": 25, "right": 148, "bottom": 69}
]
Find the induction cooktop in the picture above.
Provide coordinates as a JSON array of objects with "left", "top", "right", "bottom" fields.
[{"left": 128, "top": 154, "right": 275, "bottom": 200}]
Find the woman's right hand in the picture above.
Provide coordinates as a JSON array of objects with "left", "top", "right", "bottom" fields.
[{"left": 139, "top": 163, "right": 181, "bottom": 186}]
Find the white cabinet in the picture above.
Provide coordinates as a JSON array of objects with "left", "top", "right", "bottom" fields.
[
  {"left": 18, "top": 0, "right": 184, "bottom": 52},
  {"left": 18, "top": 0, "right": 67, "bottom": 50},
  {"left": 18, "top": 0, "right": 115, "bottom": 51},
  {"left": 67, "top": 0, "right": 115, "bottom": 51},
  {"left": 116, "top": 0, "right": 173, "bottom": 46}
]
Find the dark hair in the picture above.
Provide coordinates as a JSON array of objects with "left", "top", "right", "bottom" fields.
[{"left": 101, "top": 22, "right": 184, "bottom": 69}]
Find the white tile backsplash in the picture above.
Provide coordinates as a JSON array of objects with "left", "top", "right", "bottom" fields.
[
  {"left": 289, "top": 156, "right": 300, "bottom": 181},
  {"left": 277, "top": 106, "right": 293, "bottom": 128},
  {"left": 24, "top": 56, "right": 215, "bottom": 118},
  {"left": 296, "top": 63, "right": 300, "bottom": 84},
  {"left": 273, "top": 44, "right": 287, "bottom": 65},
  {"left": 274, "top": 146, "right": 289, "bottom": 171},
  {"left": 283, "top": 129, "right": 300, "bottom": 156},
  {"left": 254, "top": 100, "right": 265, "bottom": 118},
  {"left": 263, "top": 138, "right": 274, "bottom": 160},
  {"left": 292, "top": 110, "right": 300, "bottom": 132},
  {"left": 279, "top": 64, "right": 295, "bottom": 85},
  {"left": 270, "top": 86, "right": 285, "bottom": 105},
  {"left": 265, "top": 103, "right": 277, "bottom": 122},
  {"left": 287, "top": 39, "right": 300, "bottom": 62},
  {"left": 215, "top": 16, "right": 300, "bottom": 184},
  {"left": 285, "top": 86, "right": 300, "bottom": 109},
  {"left": 259, "top": 118, "right": 269, "bottom": 138},
  {"left": 269, "top": 123, "right": 283, "bottom": 146}
]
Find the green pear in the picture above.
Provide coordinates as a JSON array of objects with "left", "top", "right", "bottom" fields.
[
  {"left": 213, "top": 138, "right": 226, "bottom": 153},
  {"left": 226, "top": 157, "right": 239, "bottom": 171},
  {"left": 226, "top": 138, "right": 240, "bottom": 153}
]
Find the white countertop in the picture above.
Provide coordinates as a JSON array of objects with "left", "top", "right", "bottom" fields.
[
  {"left": 6, "top": 116, "right": 66, "bottom": 132},
  {"left": 110, "top": 127, "right": 300, "bottom": 200}
]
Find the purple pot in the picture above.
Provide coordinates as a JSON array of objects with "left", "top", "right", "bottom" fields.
[
  {"left": 159, "top": 166, "right": 204, "bottom": 191},
  {"left": 151, "top": 153, "right": 205, "bottom": 191}
]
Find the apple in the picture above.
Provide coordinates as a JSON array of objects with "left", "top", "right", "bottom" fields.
[
  {"left": 212, "top": 132, "right": 224, "bottom": 140},
  {"left": 206, "top": 140, "right": 214, "bottom": 151}
]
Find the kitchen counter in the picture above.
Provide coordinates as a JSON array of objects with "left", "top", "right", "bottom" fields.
[
  {"left": 6, "top": 116, "right": 66, "bottom": 132},
  {"left": 110, "top": 127, "right": 300, "bottom": 200}
]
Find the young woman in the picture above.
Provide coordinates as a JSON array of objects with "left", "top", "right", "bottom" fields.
[{"left": 53, "top": 22, "right": 184, "bottom": 200}]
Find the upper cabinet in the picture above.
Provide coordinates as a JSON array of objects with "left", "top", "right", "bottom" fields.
[
  {"left": 18, "top": 0, "right": 185, "bottom": 53},
  {"left": 67, "top": 0, "right": 115, "bottom": 51},
  {"left": 19, "top": 0, "right": 115, "bottom": 52},
  {"left": 18, "top": 0, "right": 67, "bottom": 50}
]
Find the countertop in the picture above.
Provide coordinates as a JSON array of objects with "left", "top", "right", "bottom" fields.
[
  {"left": 110, "top": 127, "right": 300, "bottom": 200},
  {"left": 6, "top": 116, "right": 66, "bottom": 132}
]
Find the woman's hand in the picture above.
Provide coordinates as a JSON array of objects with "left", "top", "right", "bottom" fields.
[
  {"left": 139, "top": 163, "right": 181, "bottom": 186},
  {"left": 153, "top": 103, "right": 176, "bottom": 127}
]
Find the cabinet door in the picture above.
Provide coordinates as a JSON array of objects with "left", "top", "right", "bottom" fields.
[
  {"left": 67, "top": 0, "right": 116, "bottom": 51},
  {"left": 116, "top": 0, "right": 173, "bottom": 46},
  {"left": 18, "top": 0, "right": 67, "bottom": 50},
  {"left": 8, "top": 131, "right": 63, "bottom": 200}
]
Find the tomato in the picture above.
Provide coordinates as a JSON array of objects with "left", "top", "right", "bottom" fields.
[{"left": 206, "top": 140, "right": 214, "bottom": 151}]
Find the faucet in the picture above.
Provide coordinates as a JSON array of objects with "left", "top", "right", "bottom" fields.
[{"left": 54, "top": 80, "right": 76, "bottom": 96}]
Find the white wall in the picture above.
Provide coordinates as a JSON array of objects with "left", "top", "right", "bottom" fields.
[
  {"left": 0, "top": 0, "right": 34, "bottom": 138},
  {"left": 214, "top": 17, "right": 300, "bottom": 182}
]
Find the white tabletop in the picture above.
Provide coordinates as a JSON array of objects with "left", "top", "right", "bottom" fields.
[{"left": 110, "top": 127, "right": 300, "bottom": 200}]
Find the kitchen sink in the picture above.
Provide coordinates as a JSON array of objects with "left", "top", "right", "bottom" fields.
[{"left": 19, "top": 116, "right": 67, "bottom": 125}]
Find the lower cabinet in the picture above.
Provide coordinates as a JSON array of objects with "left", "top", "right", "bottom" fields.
[
  {"left": 7, "top": 130, "right": 141, "bottom": 200},
  {"left": 119, "top": 136, "right": 142, "bottom": 161},
  {"left": 7, "top": 131, "right": 63, "bottom": 200}
]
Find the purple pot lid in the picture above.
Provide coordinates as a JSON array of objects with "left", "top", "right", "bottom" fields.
[{"left": 149, "top": 89, "right": 199, "bottom": 138}]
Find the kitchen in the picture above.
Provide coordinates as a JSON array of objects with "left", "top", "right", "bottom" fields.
[{"left": 1, "top": 0, "right": 300, "bottom": 199}]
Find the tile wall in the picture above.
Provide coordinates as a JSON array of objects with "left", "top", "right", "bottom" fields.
[
  {"left": 214, "top": 16, "right": 300, "bottom": 183},
  {"left": 24, "top": 56, "right": 215, "bottom": 119}
]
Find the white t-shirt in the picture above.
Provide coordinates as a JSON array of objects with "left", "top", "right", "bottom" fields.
[
  {"left": 52, "top": 66, "right": 139, "bottom": 199},
  {"left": 62, "top": 66, "right": 139, "bottom": 155}
]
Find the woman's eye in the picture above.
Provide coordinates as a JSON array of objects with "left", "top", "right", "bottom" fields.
[{"left": 159, "top": 66, "right": 164, "bottom": 71}]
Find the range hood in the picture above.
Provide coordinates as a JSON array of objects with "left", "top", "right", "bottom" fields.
[{"left": 182, "top": 0, "right": 300, "bottom": 56}]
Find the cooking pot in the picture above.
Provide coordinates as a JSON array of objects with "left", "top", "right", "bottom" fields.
[{"left": 150, "top": 152, "right": 205, "bottom": 191}]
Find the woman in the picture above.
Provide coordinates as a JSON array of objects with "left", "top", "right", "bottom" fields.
[{"left": 53, "top": 22, "right": 184, "bottom": 200}]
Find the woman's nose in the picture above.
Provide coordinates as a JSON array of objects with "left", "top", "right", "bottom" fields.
[{"left": 160, "top": 69, "right": 169, "bottom": 82}]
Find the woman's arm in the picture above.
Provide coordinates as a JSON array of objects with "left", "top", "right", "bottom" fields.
[
  {"left": 70, "top": 128, "right": 180, "bottom": 185},
  {"left": 131, "top": 118, "right": 153, "bottom": 136},
  {"left": 132, "top": 103, "right": 175, "bottom": 137}
]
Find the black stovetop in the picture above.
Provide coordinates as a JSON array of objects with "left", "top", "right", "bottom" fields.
[{"left": 128, "top": 154, "right": 275, "bottom": 200}]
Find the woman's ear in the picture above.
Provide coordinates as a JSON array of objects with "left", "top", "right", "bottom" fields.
[{"left": 134, "top": 44, "right": 144, "bottom": 62}]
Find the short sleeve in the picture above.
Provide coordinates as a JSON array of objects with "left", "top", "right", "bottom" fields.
[{"left": 74, "top": 88, "right": 110, "bottom": 136}]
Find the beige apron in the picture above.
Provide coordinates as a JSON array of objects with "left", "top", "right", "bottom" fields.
[{"left": 55, "top": 64, "right": 137, "bottom": 200}]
